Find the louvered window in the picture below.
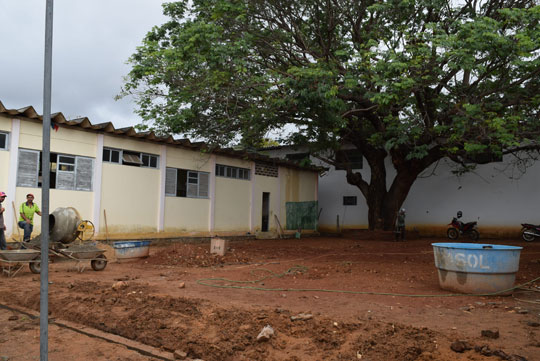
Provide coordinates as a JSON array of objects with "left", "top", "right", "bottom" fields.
[
  {"left": 165, "top": 168, "right": 177, "bottom": 196},
  {"left": 165, "top": 167, "right": 209, "bottom": 198},
  {"left": 17, "top": 149, "right": 40, "bottom": 187},
  {"left": 75, "top": 157, "right": 93, "bottom": 191},
  {"left": 17, "top": 149, "right": 94, "bottom": 191},
  {"left": 198, "top": 173, "right": 209, "bottom": 197},
  {"left": 122, "top": 152, "right": 143, "bottom": 165}
]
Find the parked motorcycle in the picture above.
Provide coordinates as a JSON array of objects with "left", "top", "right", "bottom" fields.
[
  {"left": 447, "top": 211, "right": 479, "bottom": 241},
  {"left": 520, "top": 223, "right": 540, "bottom": 242}
]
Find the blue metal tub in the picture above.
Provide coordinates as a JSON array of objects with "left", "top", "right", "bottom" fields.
[
  {"left": 113, "top": 241, "right": 151, "bottom": 260},
  {"left": 432, "top": 243, "right": 522, "bottom": 294}
]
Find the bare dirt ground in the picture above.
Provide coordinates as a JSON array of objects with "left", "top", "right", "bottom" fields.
[{"left": 0, "top": 235, "right": 539, "bottom": 361}]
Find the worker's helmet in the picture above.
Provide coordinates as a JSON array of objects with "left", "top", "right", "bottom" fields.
[
  {"left": 400, "top": 208, "right": 405, "bottom": 214},
  {"left": 457, "top": 211, "right": 463, "bottom": 218}
]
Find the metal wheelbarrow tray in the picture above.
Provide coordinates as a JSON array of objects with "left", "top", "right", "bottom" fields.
[
  {"left": 26, "top": 245, "right": 108, "bottom": 274},
  {"left": 0, "top": 249, "right": 41, "bottom": 262},
  {"left": 57, "top": 246, "right": 105, "bottom": 260}
]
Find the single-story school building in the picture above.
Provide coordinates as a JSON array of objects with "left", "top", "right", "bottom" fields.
[{"left": 0, "top": 100, "right": 319, "bottom": 241}]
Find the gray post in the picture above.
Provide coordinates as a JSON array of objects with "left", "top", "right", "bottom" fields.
[{"left": 41, "top": 1, "right": 54, "bottom": 360}]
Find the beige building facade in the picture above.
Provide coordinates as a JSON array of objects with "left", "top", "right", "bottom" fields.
[{"left": 0, "top": 101, "right": 319, "bottom": 241}]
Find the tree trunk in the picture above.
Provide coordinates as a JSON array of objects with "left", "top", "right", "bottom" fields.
[
  {"left": 347, "top": 158, "right": 426, "bottom": 231},
  {"left": 363, "top": 171, "right": 419, "bottom": 231},
  {"left": 346, "top": 150, "right": 393, "bottom": 231},
  {"left": 345, "top": 143, "right": 442, "bottom": 232}
]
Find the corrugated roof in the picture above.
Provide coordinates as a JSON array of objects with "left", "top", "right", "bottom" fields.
[{"left": 0, "top": 99, "right": 321, "bottom": 172}]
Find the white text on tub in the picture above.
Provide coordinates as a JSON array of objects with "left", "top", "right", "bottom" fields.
[{"left": 441, "top": 253, "right": 491, "bottom": 270}]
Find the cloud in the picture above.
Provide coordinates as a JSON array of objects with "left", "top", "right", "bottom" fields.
[{"left": 0, "top": 0, "right": 167, "bottom": 128}]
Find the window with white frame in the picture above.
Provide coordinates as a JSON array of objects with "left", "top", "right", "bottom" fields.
[
  {"left": 56, "top": 155, "right": 76, "bottom": 189},
  {"left": 165, "top": 167, "right": 209, "bottom": 198},
  {"left": 0, "top": 132, "right": 8, "bottom": 150},
  {"left": 142, "top": 153, "right": 159, "bottom": 168},
  {"left": 216, "top": 164, "right": 250, "bottom": 180},
  {"left": 103, "top": 147, "right": 159, "bottom": 168},
  {"left": 102, "top": 148, "right": 120, "bottom": 163},
  {"left": 16, "top": 149, "right": 94, "bottom": 191}
]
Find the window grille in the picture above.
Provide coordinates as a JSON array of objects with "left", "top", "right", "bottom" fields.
[
  {"left": 216, "top": 164, "right": 250, "bottom": 180},
  {"left": 255, "top": 162, "right": 278, "bottom": 177}
]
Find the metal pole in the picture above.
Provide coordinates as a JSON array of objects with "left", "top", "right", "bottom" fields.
[{"left": 41, "top": 1, "right": 54, "bottom": 360}]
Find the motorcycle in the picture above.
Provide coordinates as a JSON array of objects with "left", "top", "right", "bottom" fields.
[
  {"left": 520, "top": 223, "right": 540, "bottom": 242},
  {"left": 447, "top": 211, "right": 479, "bottom": 241}
]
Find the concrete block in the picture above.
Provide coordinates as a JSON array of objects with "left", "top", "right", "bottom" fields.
[{"left": 210, "top": 238, "right": 227, "bottom": 256}]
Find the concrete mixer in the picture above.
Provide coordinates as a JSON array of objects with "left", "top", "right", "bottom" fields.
[
  {"left": 49, "top": 207, "right": 94, "bottom": 244},
  {"left": 20, "top": 207, "right": 107, "bottom": 274},
  {"left": 26, "top": 207, "right": 95, "bottom": 246}
]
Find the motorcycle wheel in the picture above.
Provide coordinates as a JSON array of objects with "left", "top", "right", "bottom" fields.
[
  {"left": 521, "top": 229, "right": 535, "bottom": 242},
  {"left": 447, "top": 228, "right": 459, "bottom": 240},
  {"left": 469, "top": 230, "right": 479, "bottom": 241}
]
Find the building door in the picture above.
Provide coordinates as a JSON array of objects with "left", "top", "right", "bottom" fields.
[{"left": 261, "top": 192, "right": 270, "bottom": 232}]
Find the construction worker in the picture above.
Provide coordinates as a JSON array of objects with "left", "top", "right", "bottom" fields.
[
  {"left": 19, "top": 193, "right": 41, "bottom": 241},
  {"left": 0, "top": 191, "right": 6, "bottom": 250},
  {"left": 395, "top": 208, "right": 406, "bottom": 241}
]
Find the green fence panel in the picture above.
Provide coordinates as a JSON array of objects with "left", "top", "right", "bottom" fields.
[{"left": 286, "top": 201, "right": 318, "bottom": 230}]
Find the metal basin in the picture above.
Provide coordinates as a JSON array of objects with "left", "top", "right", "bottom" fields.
[
  {"left": 432, "top": 242, "right": 522, "bottom": 294},
  {"left": 0, "top": 249, "right": 41, "bottom": 262},
  {"left": 113, "top": 241, "right": 151, "bottom": 259},
  {"left": 60, "top": 245, "right": 105, "bottom": 260}
]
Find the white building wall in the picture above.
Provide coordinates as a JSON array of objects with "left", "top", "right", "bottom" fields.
[
  {"left": 264, "top": 146, "right": 539, "bottom": 236},
  {"left": 318, "top": 167, "right": 367, "bottom": 230},
  {"left": 405, "top": 158, "right": 540, "bottom": 234}
]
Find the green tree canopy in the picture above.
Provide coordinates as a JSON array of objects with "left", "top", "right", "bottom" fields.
[{"left": 121, "top": 0, "right": 540, "bottom": 229}]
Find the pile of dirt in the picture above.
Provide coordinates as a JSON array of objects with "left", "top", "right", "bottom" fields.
[
  {"left": 3, "top": 280, "right": 468, "bottom": 361},
  {"left": 146, "top": 243, "right": 251, "bottom": 267}
]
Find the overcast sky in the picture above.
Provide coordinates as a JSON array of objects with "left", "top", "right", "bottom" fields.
[{"left": 0, "top": 0, "right": 168, "bottom": 128}]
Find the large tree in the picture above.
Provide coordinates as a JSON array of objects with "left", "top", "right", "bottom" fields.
[{"left": 121, "top": 0, "right": 540, "bottom": 230}]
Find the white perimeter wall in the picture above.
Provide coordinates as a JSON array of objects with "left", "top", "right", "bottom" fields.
[{"left": 264, "top": 147, "right": 540, "bottom": 235}]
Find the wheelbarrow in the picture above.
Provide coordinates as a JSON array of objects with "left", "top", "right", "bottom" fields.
[
  {"left": 0, "top": 249, "right": 41, "bottom": 277},
  {"left": 11, "top": 207, "right": 108, "bottom": 274},
  {"left": 24, "top": 244, "right": 108, "bottom": 274}
]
